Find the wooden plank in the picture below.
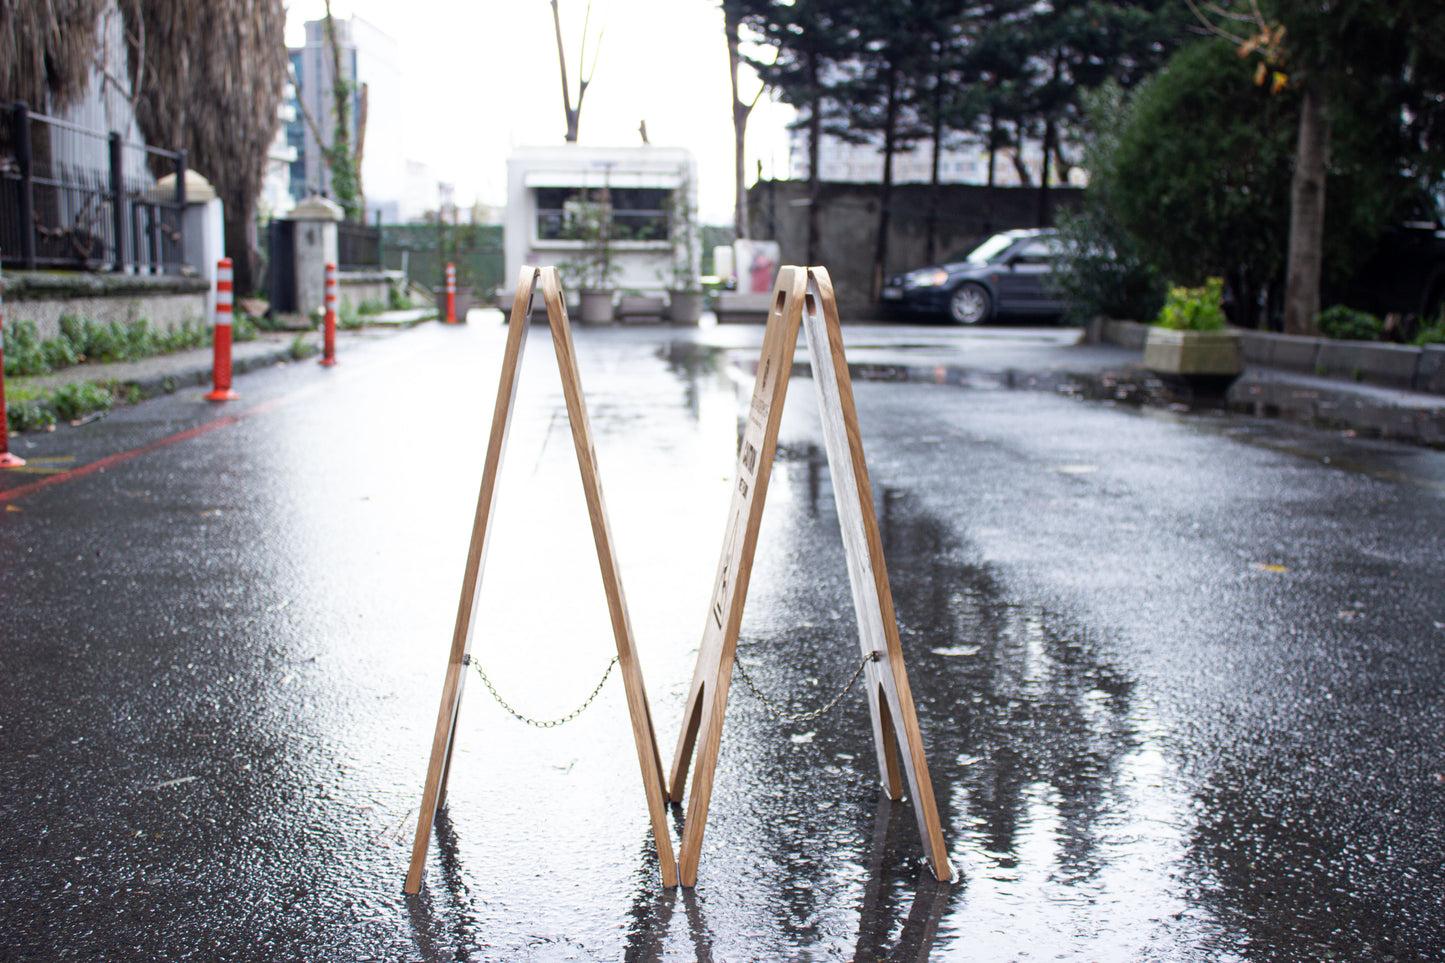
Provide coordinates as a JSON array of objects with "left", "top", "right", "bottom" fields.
[
  {"left": 538, "top": 268, "right": 678, "bottom": 888},
  {"left": 801, "top": 267, "right": 953, "bottom": 882},
  {"left": 405, "top": 265, "right": 539, "bottom": 895},
  {"left": 668, "top": 267, "right": 809, "bottom": 887}
]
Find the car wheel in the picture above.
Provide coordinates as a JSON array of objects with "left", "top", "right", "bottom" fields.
[{"left": 949, "top": 283, "right": 991, "bottom": 325}]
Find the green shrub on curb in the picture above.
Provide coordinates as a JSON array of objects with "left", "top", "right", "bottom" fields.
[
  {"left": 6, "top": 402, "right": 56, "bottom": 433},
  {"left": 50, "top": 382, "right": 114, "bottom": 421},
  {"left": 3, "top": 321, "right": 48, "bottom": 376},
  {"left": 4, "top": 314, "right": 212, "bottom": 377},
  {"left": 1155, "top": 278, "right": 1227, "bottom": 331},
  {"left": 1316, "top": 304, "right": 1382, "bottom": 341},
  {"left": 5, "top": 378, "right": 129, "bottom": 433}
]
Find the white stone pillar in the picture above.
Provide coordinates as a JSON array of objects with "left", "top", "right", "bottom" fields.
[
  {"left": 284, "top": 196, "right": 343, "bottom": 317},
  {"left": 156, "top": 170, "right": 225, "bottom": 323}
]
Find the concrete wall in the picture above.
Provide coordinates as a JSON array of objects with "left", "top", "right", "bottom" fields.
[
  {"left": 336, "top": 270, "right": 402, "bottom": 309},
  {"left": 746, "top": 180, "right": 1083, "bottom": 318},
  {"left": 3, "top": 272, "right": 208, "bottom": 339}
]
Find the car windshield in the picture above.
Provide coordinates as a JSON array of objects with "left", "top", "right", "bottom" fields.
[{"left": 957, "top": 233, "right": 1019, "bottom": 265}]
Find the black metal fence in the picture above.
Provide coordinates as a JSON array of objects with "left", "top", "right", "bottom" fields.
[
  {"left": 337, "top": 220, "right": 380, "bottom": 270},
  {"left": 0, "top": 101, "right": 187, "bottom": 273}
]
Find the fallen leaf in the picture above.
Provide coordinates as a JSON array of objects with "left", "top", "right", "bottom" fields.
[
  {"left": 1253, "top": 563, "right": 1289, "bottom": 573},
  {"left": 1054, "top": 464, "right": 1099, "bottom": 475},
  {"left": 790, "top": 732, "right": 815, "bottom": 745},
  {"left": 932, "top": 645, "right": 981, "bottom": 657}
]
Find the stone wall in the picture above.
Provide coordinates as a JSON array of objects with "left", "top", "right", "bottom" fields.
[{"left": 3, "top": 272, "right": 208, "bottom": 339}]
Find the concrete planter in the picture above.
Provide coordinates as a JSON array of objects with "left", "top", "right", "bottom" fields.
[
  {"left": 433, "top": 285, "right": 474, "bottom": 322},
  {"left": 577, "top": 288, "right": 615, "bottom": 324},
  {"left": 668, "top": 290, "right": 704, "bottom": 325},
  {"left": 617, "top": 295, "right": 667, "bottom": 323},
  {"left": 1143, "top": 327, "right": 1244, "bottom": 376}
]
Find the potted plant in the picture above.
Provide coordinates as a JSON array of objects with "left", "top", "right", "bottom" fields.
[
  {"left": 663, "top": 171, "right": 703, "bottom": 324},
  {"left": 1142, "top": 277, "right": 1243, "bottom": 376},
  {"left": 559, "top": 191, "right": 619, "bottom": 324}
]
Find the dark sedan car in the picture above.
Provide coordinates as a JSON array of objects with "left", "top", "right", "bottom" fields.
[{"left": 880, "top": 228, "right": 1065, "bottom": 324}]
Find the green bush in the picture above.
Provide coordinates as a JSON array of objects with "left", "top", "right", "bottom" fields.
[
  {"left": 1051, "top": 83, "right": 1167, "bottom": 324},
  {"left": 3, "top": 320, "right": 49, "bottom": 376},
  {"left": 1415, "top": 314, "right": 1445, "bottom": 345},
  {"left": 6, "top": 401, "right": 55, "bottom": 433},
  {"left": 387, "top": 282, "right": 411, "bottom": 311},
  {"left": 1316, "top": 304, "right": 1382, "bottom": 341},
  {"left": 338, "top": 297, "right": 362, "bottom": 330},
  {"left": 49, "top": 382, "right": 114, "bottom": 421},
  {"left": 1156, "top": 278, "right": 1227, "bottom": 331},
  {"left": 357, "top": 296, "right": 387, "bottom": 316}
]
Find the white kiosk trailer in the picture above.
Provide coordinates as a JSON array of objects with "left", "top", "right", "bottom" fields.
[{"left": 502, "top": 144, "right": 701, "bottom": 322}]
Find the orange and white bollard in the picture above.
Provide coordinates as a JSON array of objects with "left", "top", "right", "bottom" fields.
[
  {"left": 445, "top": 262, "right": 457, "bottom": 324},
  {"left": 0, "top": 263, "right": 26, "bottom": 468},
  {"left": 204, "top": 257, "right": 239, "bottom": 401},
  {"left": 320, "top": 261, "right": 338, "bottom": 367}
]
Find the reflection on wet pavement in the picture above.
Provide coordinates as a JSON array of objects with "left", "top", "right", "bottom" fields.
[{"left": 4, "top": 322, "right": 1443, "bottom": 960}]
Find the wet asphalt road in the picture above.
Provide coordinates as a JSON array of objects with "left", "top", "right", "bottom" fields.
[{"left": 2, "top": 317, "right": 1443, "bottom": 961}]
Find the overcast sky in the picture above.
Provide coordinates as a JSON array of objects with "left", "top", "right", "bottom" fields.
[{"left": 283, "top": 0, "right": 795, "bottom": 223}]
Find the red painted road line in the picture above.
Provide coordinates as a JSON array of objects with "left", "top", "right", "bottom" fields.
[{"left": 0, "top": 395, "right": 287, "bottom": 504}]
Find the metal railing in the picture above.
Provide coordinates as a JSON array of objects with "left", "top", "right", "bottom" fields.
[
  {"left": 0, "top": 101, "right": 187, "bottom": 274},
  {"left": 337, "top": 220, "right": 380, "bottom": 270}
]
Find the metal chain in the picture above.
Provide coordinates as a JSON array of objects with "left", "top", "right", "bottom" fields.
[
  {"left": 731, "top": 650, "right": 880, "bottom": 725},
  {"left": 463, "top": 654, "right": 619, "bottom": 729}
]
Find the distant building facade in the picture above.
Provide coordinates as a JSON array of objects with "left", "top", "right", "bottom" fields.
[
  {"left": 286, "top": 16, "right": 405, "bottom": 221},
  {"left": 786, "top": 128, "right": 1086, "bottom": 189}
]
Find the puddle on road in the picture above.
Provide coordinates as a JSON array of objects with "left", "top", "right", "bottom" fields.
[{"left": 8, "top": 327, "right": 1434, "bottom": 960}]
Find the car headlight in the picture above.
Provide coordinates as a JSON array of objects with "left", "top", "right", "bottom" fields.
[{"left": 906, "top": 268, "right": 950, "bottom": 288}]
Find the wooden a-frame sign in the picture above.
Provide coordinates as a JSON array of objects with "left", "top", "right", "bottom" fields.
[
  {"left": 668, "top": 265, "right": 954, "bottom": 887},
  {"left": 404, "top": 266, "right": 677, "bottom": 894}
]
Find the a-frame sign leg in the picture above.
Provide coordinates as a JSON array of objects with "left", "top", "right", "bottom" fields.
[
  {"left": 668, "top": 267, "right": 810, "bottom": 887},
  {"left": 406, "top": 266, "right": 537, "bottom": 895},
  {"left": 668, "top": 265, "right": 952, "bottom": 887},
  {"left": 801, "top": 267, "right": 953, "bottom": 883},
  {"left": 537, "top": 269, "right": 678, "bottom": 888},
  {"left": 405, "top": 266, "right": 677, "bottom": 894}
]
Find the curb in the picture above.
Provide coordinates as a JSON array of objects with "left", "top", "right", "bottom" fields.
[
  {"left": 120, "top": 341, "right": 319, "bottom": 402},
  {"left": 783, "top": 357, "right": 1445, "bottom": 449}
]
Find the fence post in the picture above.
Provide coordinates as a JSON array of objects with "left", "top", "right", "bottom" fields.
[
  {"left": 0, "top": 263, "right": 25, "bottom": 468},
  {"left": 13, "top": 102, "right": 36, "bottom": 270},
  {"left": 109, "top": 132, "right": 126, "bottom": 273},
  {"left": 205, "top": 258, "right": 239, "bottom": 401},
  {"left": 320, "top": 261, "right": 338, "bottom": 367},
  {"left": 446, "top": 262, "right": 456, "bottom": 324}
]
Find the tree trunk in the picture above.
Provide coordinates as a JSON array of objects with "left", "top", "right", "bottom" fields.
[
  {"left": 725, "top": 5, "right": 753, "bottom": 240},
  {"left": 807, "top": 90, "right": 821, "bottom": 264},
  {"left": 986, "top": 113, "right": 998, "bottom": 189},
  {"left": 224, "top": 194, "right": 257, "bottom": 296},
  {"left": 803, "top": 46, "right": 821, "bottom": 264},
  {"left": 1283, "top": 79, "right": 1329, "bottom": 336},
  {"left": 551, "top": 0, "right": 581, "bottom": 142},
  {"left": 926, "top": 58, "right": 943, "bottom": 265},
  {"left": 1037, "top": 118, "right": 1053, "bottom": 227},
  {"left": 871, "top": 65, "right": 900, "bottom": 304}
]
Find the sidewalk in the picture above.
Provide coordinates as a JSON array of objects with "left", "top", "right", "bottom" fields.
[{"left": 3, "top": 307, "right": 434, "bottom": 421}]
